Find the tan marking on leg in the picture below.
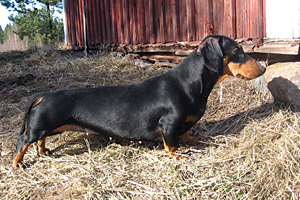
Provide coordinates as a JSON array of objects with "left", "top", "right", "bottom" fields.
[
  {"left": 160, "top": 132, "right": 187, "bottom": 160},
  {"left": 179, "top": 132, "right": 198, "bottom": 146},
  {"left": 37, "top": 136, "right": 50, "bottom": 156},
  {"left": 161, "top": 132, "right": 177, "bottom": 153},
  {"left": 12, "top": 143, "right": 31, "bottom": 170},
  {"left": 32, "top": 97, "right": 43, "bottom": 108}
]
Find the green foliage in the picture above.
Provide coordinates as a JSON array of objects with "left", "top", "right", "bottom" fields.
[
  {"left": 0, "top": 0, "right": 63, "bottom": 45},
  {"left": 2, "top": 23, "right": 13, "bottom": 42},
  {"left": 0, "top": 25, "right": 4, "bottom": 43}
]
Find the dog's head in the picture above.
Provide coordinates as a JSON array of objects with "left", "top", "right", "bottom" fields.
[{"left": 197, "top": 35, "right": 266, "bottom": 83}]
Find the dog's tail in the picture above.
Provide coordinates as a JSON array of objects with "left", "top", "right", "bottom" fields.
[{"left": 18, "top": 94, "right": 44, "bottom": 136}]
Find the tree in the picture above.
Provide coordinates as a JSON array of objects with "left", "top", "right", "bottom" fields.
[
  {"left": 0, "top": 25, "right": 4, "bottom": 44},
  {"left": 3, "top": 23, "right": 13, "bottom": 42},
  {"left": 0, "top": 0, "right": 64, "bottom": 45}
]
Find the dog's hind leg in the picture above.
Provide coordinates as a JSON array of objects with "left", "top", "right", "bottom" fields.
[
  {"left": 12, "top": 133, "right": 32, "bottom": 169},
  {"left": 12, "top": 144, "right": 32, "bottom": 169},
  {"left": 37, "top": 136, "right": 51, "bottom": 156},
  {"left": 13, "top": 127, "right": 50, "bottom": 169}
]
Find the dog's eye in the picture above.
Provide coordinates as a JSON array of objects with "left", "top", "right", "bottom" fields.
[{"left": 233, "top": 47, "right": 240, "bottom": 54}]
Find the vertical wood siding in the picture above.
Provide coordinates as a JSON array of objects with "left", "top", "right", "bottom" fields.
[{"left": 64, "top": 0, "right": 266, "bottom": 46}]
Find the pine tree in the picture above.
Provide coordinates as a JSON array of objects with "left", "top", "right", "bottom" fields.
[
  {"left": 3, "top": 23, "right": 13, "bottom": 42},
  {"left": 1, "top": 0, "right": 63, "bottom": 45},
  {"left": 0, "top": 25, "right": 4, "bottom": 44}
]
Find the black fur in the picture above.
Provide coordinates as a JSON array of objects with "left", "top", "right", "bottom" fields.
[{"left": 14, "top": 35, "right": 265, "bottom": 167}]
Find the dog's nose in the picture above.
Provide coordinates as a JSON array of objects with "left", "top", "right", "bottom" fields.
[
  {"left": 253, "top": 58, "right": 266, "bottom": 75},
  {"left": 260, "top": 65, "right": 266, "bottom": 75}
]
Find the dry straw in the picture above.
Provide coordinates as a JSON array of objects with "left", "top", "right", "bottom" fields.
[{"left": 0, "top": 48, "right": 299, "bottom": 199}]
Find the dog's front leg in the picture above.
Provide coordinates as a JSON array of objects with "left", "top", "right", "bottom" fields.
[{"left": 158, "top": 119, "right": 187, "bottom": 160}]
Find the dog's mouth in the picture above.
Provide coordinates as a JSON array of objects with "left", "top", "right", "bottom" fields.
[{"left": 235, "top": 74, "right": 251, "bottom": 80}]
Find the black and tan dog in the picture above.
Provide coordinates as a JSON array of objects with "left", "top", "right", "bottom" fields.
[{"left": 12, "top": 35, "right": 265, "bottom": 169}]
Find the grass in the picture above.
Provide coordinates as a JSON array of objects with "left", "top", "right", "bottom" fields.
[{"left": 0, "top": 47, "right": 300, "bottom": 199}]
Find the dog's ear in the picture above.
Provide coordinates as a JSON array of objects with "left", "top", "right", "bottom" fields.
[{"left": 197, "top": 37, "right": 223, "bottom": 75}]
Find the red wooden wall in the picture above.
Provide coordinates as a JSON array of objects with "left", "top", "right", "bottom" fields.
[{"left": 64, "top": 0, "right": 266, "bottom": 46}]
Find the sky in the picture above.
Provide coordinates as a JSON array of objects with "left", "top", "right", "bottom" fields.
[{"left": 0, "top": 5, "right": 12, "bottom": 29}]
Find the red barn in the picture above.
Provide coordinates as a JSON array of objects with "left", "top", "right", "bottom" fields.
[{"left": 62, "top": 0, "right": 266, "bottom": 48}]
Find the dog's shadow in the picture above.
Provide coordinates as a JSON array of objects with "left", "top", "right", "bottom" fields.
[
  {"left": 191, "top": 102, "right": 299, "bottom": 144},
  {"left": 48, "top": 131, "right": 161, "bottom": 158},
  {"left": 47, "top": 102, "right": 297, "bottom": 158}
]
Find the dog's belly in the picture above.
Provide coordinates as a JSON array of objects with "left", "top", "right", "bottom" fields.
[{"left": 81, "top": 120, "right": 163, "bottom": 142}]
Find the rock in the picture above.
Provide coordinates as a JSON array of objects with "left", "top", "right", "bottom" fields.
[{"left": 263, "top": 62, "right": 300, "bottom": 107}]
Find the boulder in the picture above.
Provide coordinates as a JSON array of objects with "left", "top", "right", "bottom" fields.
[{"left": 263, "top": 62, "right": 300, "bottom": 107}]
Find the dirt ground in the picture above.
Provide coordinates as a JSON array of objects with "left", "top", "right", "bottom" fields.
[{"left": 0, "top": 48, "right": 300, "bottom": 199}]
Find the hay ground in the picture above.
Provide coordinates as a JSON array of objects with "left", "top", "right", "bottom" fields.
[{"left": 0, "top": 48, "right": 300, "bottom": 199}]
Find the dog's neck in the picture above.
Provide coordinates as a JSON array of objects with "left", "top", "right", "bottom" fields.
[
  {"left": 169, "top": 49, "right": 219, "bottom": 101},
  {"left": 200, "top": 64, "right": 220, "bottom": 100}
]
